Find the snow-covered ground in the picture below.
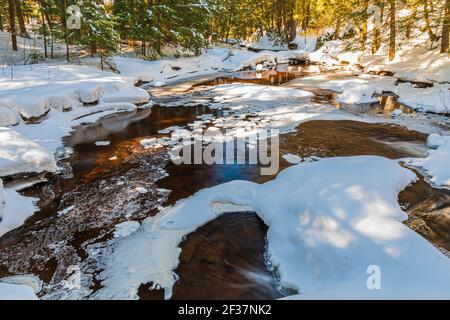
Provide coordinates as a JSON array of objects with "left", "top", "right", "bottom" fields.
[{"left": 91, "top": 156, "right": 450, "bottom": 300}]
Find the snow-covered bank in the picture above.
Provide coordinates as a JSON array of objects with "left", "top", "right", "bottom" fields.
[
  {"left": 0, "top": 275, "right": 41, "bottom": 300},
  {"left": 114, "top": 48, "right": 310, "bottom": 85},
  {"left": 0, "top": 62, "right": 153, "bottom": 235},
  {"left": 91, "top": 156, "right": 450, "bottom": 300},
  {"left": 290, "top": 72, "right": 450, "bottom": 114},
  {"left": 0, "top": 64, "right": 149, "bottom": 120},
  {"left": 0, "top": 283, "right": 38, "bottom": 300}
]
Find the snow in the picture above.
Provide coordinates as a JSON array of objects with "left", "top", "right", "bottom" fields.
[
  {"left": 292, "top": 35, "right": 317, "bottom": 52},
  {"left": 282, "top": 154, "right": 302, "bottom": 164},
  {"left": 0, "top": 63, "right": 150, "bottom": 120},
  {"left": 300, "top": 72, "right": 449, "bottom": 114},
  {"left": 406, "top": 134, "right": 450, "bottom": 188},
  {"left": 114, "top": 221, "right": 141, "bottom": 238},
  {"left": 0, "top": 283, "right": 39, "bottom": 300},
  {"left": 91, "top": 156, "right": 450, "bottom": 299},
  {"left": 211, "top": 83, "right": 314, "bottom": 103},
  {"left": 248, "top": 35, "right": 286, "bottom": 51},
  {"left": 396, "top": 83, "right": 450, "bottom": 114},
  {"left": 114, "top": 48, "right": 310, "bottom": 85},
  {"left": 102, "top": 84, "right": 150, "bottom": 104},
  {"left": 426, "top": 133, "right": 446, "bottom": 149},
  {"left": 0, "top": 106, "right": 21, "bottom": 127},
  {"left": 0, "top": 127, "right": 56, "bottom": 177},
  {"left": 0, "top": 180, "right": 3, "bottom": 220},
  {"left": 95, "top": 141, "right": 110, "bottom": 147},
  {"left": 362, "top": 48, "right": 450, "bottom": 84},
  {"left": 0, "top": 275, "right": 41, "bottom": 300},
  {"left": 0, "top": 184, "right": 37, "bottom": 237}
]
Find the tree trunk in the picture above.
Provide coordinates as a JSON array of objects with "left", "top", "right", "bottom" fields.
[
  {"left": 0, "top": 11, "right": 4, "bottom": 31},
  {"left": 38, "top": 2, "right": 47, "bottom": 58},
  {"left": 406, "top": 5, "right": 418, "bottom": 38},
  {"left": 389, "top": 0, "right": 396, "bottom": 61},
  {"left": 43, "top": 8, "right": 54, "bottom": 58},
  {"left": 8, "top": 0, "right": 17, "bottom": 51},
  {"left": 441, "top": 0, "right": 450, "bottom": 53},
  {"left": 14, "top": 0, "right": 27, "bottom": 35},
  {"left": 58, "top": 0, "right": 70, "bottom": 61},
  {"left": 424, "top": 0, "right": 437, "bottom": 41}
]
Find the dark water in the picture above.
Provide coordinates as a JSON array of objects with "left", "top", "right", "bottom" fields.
[{"left": 0, "top": 71, "right": 447, "bottom": 300}]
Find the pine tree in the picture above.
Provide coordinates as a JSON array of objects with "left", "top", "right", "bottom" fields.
[{"left": 77, "top": 0, "right": 120, "bottom": 63}]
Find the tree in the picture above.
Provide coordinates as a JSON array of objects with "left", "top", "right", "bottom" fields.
[
  {"left": 7, "top": 0, "right": 17, "bottom": 51},
  {"left": 14, "top": 0, "right": 26, "bottom": 35},
  {"left": 389, "top": 0, "right": 396, "bottom": 61},
  {"left": 77, "top": 0, "right": 120, "bottom": 68},
  {"left": 423, "top": 0, "right": 437, "bottom": 41},
  {"left": 441, "top": 0, "right": 449, "bottom": 53}
]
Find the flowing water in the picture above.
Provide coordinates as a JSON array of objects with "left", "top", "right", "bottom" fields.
[{"left": 0, "top": 67, "right": 448, "bottom": 299}]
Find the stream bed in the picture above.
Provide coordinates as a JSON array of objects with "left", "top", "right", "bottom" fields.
[{"left": 0, "top": 67, "right": 448, "bottom": 299}]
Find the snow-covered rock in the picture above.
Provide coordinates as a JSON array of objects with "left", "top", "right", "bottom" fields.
[
  {"left": 92, "top": 156, "right": 450, "bottom": 300},
  {"left": 0, "top": 127, "right": 56, "bottom": 178},
  {"left": 114, "top": 221, "right": 141, "bottom": 238},
  {"left": 407, "top": 135, "right": 450, "bottom": 187},
  {"left": 396, "top": 84, "right": 450, "bottom": 114},
  {"left": 0, "top": 185, "right": 37, "bottom": 237},
  {"left": 282, "top": 153, "right": 302, "bottom": 164},
  {"left": 426, "top": 133, "right": 446, "bottom": 149},
  {"left": 0, "top": 106, "right": 20, "bottom": 127},
  {"left": 102, "top": 85, "right": 150, "bottom": 104}
]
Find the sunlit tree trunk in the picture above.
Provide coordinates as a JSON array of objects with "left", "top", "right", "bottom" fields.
[
  {"left": 8, "top": 0, "right": 17, "bottom": 51},
  {"left": 423, "top": 0, "right": 437, "bottom": 41},
  {"left": 441, "top": 0, "right": 450, "bottom": 53},
  {"left": 389, "top": 0, "right": 396, "bottom": 61}
]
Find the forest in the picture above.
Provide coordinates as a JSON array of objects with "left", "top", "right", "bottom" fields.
[{"left": 0, "top": 0, "right": 448, "bottom": 61}]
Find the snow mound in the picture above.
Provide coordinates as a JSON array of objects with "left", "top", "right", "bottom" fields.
[
  {"left": 92, "top": 156, "right": 450, "bottom": 299},
  {"left": 0, "top": 106, "right": 21, "bottom": 127},
  {"left": 0, "top": 184, "right": 37, "bottom": 237},
  {"left": 0, "top": 127, "right": 56, "bottom": 178},
  {"left": 102, "top": 85, "right": 150, "bottom": 104},
  {"left": 406, "top": 134, "right": 450, "bottom": 188},
  {"left": 114, "top": 221, "right": 141, "bottom": 238},
  {"left": 282, "top": 153, "right": 302, "bottom": 164},
  {"left": 0, "top": 282, "right": 38, "bottom": 300},
  {"left": 397, "top": 84, "right": 450, "bottom": 114}
]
